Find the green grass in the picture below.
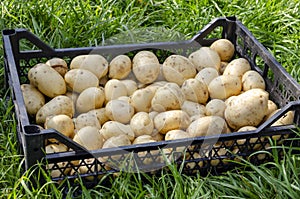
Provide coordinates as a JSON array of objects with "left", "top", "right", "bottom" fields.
[{"left": 0, "top": 0, "right": 300, "bottom": 198}]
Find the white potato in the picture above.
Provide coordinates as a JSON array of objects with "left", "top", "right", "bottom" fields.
[
  {"left": 45, "top": 57, "right": 68, "bottom": 77},
  {"left": 151, "top": 83, "right": 185, "bottom": 112},
  {"left": 129, "top": 88, "right": 155, "bottom": 113},
  {"left": 105, "top": 99, "right": 134, "bottom": 124},
  {"left": 154, "top": 110, "right": 191, "bottom": 134},
  {"left": 109, "top": 55, "right": 132, "bottom": 79},
  {"left": 100, "top": 121, "right": 135, "bottom": 141},
  {"left": 242, "top": 70, "right": 266, "bottom": 91},
  {"left": 21, "top": 84, "right": 45, "bottom": 116},
  {"left": 70, "top": 54, "right": 108, "bottom": 79},
  {"left": 132, "top": 51, "right": 160, "bottom": 84},
  {"left": 45, "top": 114, "right": 75, "bottom": 138},
  {"left": 186, "top": 116, "right": 228, "bottom": 137},
  {"left": 195, "top": 67, "right": 219, "bottom": 87},
  {"left": 74, "top": 112, "right": 101, "bottom": 130},
  {"left": 64, "top": 69, "right": 99, "bottom": 93},
  {"left": 224, "top": 89, "right": 269, "bottom": 130},
  {"left": 208, "top": 75, "right": 242, "bottom": 100},
  {"left": 75, "top": 87, "right": 105, "bottom": 114},
  {"left": 104, "top": 79, "right": 127, "bottom": 102},
  {"left": 210, "top": 39, "right": 235, "bottom": 62},
  {"left": 130, "top": 112, "right": 154, "bottom": 137},
  {"left": 205, "top": 99, "right": 226, "bottom": 118},
  {"left": 181, "top": 100, "right": 206, "bottom": 117},
  {"left": 120, "top": 79, "right": 138, "bottom": 96},
  {"left": 73, "top": 126, "right": 103, "bottom": 150},
  {"left": 188, "top": 47, "right": 221, "bottom": 72},
  {"left": 162, "top": 54, "right": 196, "bottom": 86},
  {"left": 181, "top": 78, "right": 209, "bottom": 104},
  {"left": 36, "top": 95, "right": 74, "bottom": 124},
  {"left": 28, "top": 63, "right": 67, "bottom": 98},
  {"left": 223, "top": 58, "right": 251, "bottom": 79}
]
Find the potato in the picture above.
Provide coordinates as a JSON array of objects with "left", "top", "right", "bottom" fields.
[
  {"left": 130, "top": 112, "right": 154, "bottom": 137},
  {"left": 100, "top": 121, "right": 135, "bottom": 141},
  {"left": 64, "top": 69, "right": 99, "bottom": 93},
  {"left": 181, "top": 100, "right": 206, "bottom": 117},
  {"left": 21, "top": 84, "right": 45, "bottom": 116},
  {"left": 154, "top": 110, "right": 191, "bottom": 134},
  {"left": 117, "top": 96, "right": 131, "bottom": 103},
  {"left": 187, "top": 116, "right": 228, "bottom": 138},
  {"left": 120, "top": 79, "right": 138, "bottom": 96},
  {"left": 74, "top": 112, "right": 101, "bottom": 130},
  {"left": 28, "top": 63, "right": 67, "bottom": 98},
  {"left": 70, "top": 54, "right": 108, "bottom": 79},
  {"left": 104, "top": 79, "right": 127, "bottom": 102},
  {"left": 242, "top": 70, "right": 266, "bottom": 91},
  {"left": 162, "top": 55, "right": 196, "bottom": 86},
  {"left": 165, "top": 129, "right": 190, "bottom": 141},
  {"left": 132, "top": 51, "right": 160, "bottom": 84},
  {"left": 87, "top": 108, "right": 110, "bottom": 125},
  {"left": 133, "top": 135, "right": 155, "bottom": 145},
  {"left": 208, "top": 75, "right": 242, "bottom": 100},
  {"left": 224, "top": 89, "right": 269, "bottom": 130},
  {"left": 45, "top": 114, "right": 75, "bottom": 138},
  {"left": 73, "top": 126, "right": 103, "bottom": 150},
  {"left": 102, "top": 134, "right": 131, "bottom": 150},
  {"left": 45, "top": 143, "right": 69, "bottom": 178},
  {"left": 205, "top": 99, "right": 226, "bottom": 118},
  {"left": 188, "top": 47, "right": 221, "bottom": 72},
  {"left": 151, "top": 83, "right": 185, "bottom": 112},
  {"left": 36, "top": 95, "right": 74, "bottom": 124},
  {"left": 263, "top": 100, "right": 278, "bottom": 121},
  {"left": 75, "top": 87, "right": 105, "bottom": 114},
  {"left": 130, "top": 88, "right": 155, "bottom": 113},
  {"left": 181, "top": 78, "right": 209, "bottom": 104},
  {"left": 45, "top": 57, "right": 68, "bottom": 77},
  {"left": 236, "top": 126, "right": 264, "bottom": 150},
  {"left": 220, "top": 61, "right": 228, "bottom": 74},
  {"left": 64, "top": 91, "right": 78, "bottom": 107},
  {"left": 270, "top": 110, "right": 295, "bottom": 126},
  {"left": 105, "top": 99, "right": 134, "bottom": 124},
  {"left": 195, "top": 67, "right": 219, "bottom": 87},
  {"left": 109, "top": 55, "right": 132, "bottom": 79},
  {"left": 210, "top": 39, "right": 235, "bottom": 62},
  {"left": 223, "top": 58, "right": 251, "bottom": 79}
]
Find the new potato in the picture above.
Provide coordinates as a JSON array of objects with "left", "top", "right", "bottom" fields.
[
  {"left": 109, "top": 55, "right": 132, "bottom": 79},
  {"left": 28, "top": 63, "right": 67, "bottom": 98},
  {"left": 21, "top": 84, "right": 45, "bottom": 116},
  {"left": 162, "top": 55, "right": 196, "bottom": 86},
  {"left": 76, "top": 87, "right": 105, "bottom": 114}
]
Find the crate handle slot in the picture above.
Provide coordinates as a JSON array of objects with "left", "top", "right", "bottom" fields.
[{"left": 2, "top": 28, "right": 55, "bottom": 56}]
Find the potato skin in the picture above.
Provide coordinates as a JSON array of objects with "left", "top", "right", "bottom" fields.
[
  {"left": 181, "top": 78, "right": 209, "bottom": 104},
  {"left": 242, "top": 70, "right": 265, "bottom": 91},
  {"left": 105, "top": 99, "right": 134, "bottom": 124},
  {"left": 76, "top": 87, "right": 105, "bottom": 114},
  {"left": 132, "top": 51, "right": 160, "bottom": 84},
  {"left": 186, "top": 116, "right": 228, "bottom": 137},
  {"left": 36, "top": 95, "right": 74, "bottom": 124},
  {"left": 205, "top": 99, "right": 226, "bottom": 118},
  {"left": 188, "top": 47, "right": 221, "bottom": 72},
  {"left": 130, "top": 112, "right": 154, "bottom": 137},
  {"left": 130, "top": 88, "right": 155, "bottom": 112},
  {"left": 109, "top": 55, "right": 132, "bottom": 79},
  {"left": 210, "top": 39, "right": 235, "bottom": 62},
  {"left": 154, "top": 110, "right": 191, "bottom": 134},
  {"left": 21, "top": 84, "right": 45, "bottom": 116},
  {"left": 223, "top": 58, "right": 251, "bottom": 79},
  {"left": 100, "top": 121, "right": 135, "bottom": 141},
  {"left": 162, "top": 55, "right": 196, "bottom": 86},
  {"left": 70, "top": 54, "right": 108, "bottom": 79},
  {"left": 224, "top": 89, "right": 269, "bottom": 130},
  {"left": 64, "top": 69, "right": 99, "bottom": 93},
  {"left": 45, "top": 114, "right": 75, "bottom": 138},
  {"left": 28, "top": 63, "right": 67, "bottom": 98},
  {"left": 45, "top": 57, "right": 68, "bottom": 77},
  {"left": 104, "top": 79, "right": 127, "bottom": 102},
  {"left": 195, "top": 67, "right": 219, "bottom": 87},
  {"left": 73, "top": 126, "right": 103, "bottom": 150},
  {"left": 151, "top": 83, "right": 185, "bottom": 112},
  {"left": 74, "top": 112, "right": 101, "bottom": 130},
  {"left": 208, "top": 75, "right": 242, "bottom": 100}
]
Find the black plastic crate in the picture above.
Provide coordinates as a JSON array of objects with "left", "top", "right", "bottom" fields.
[{"left": 2, "top": 16, "right": 300, "bottom": 188}]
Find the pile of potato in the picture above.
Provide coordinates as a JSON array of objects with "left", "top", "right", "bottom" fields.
[{"left": 21, "top": 39, "right": 294, "bottom": 177}]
